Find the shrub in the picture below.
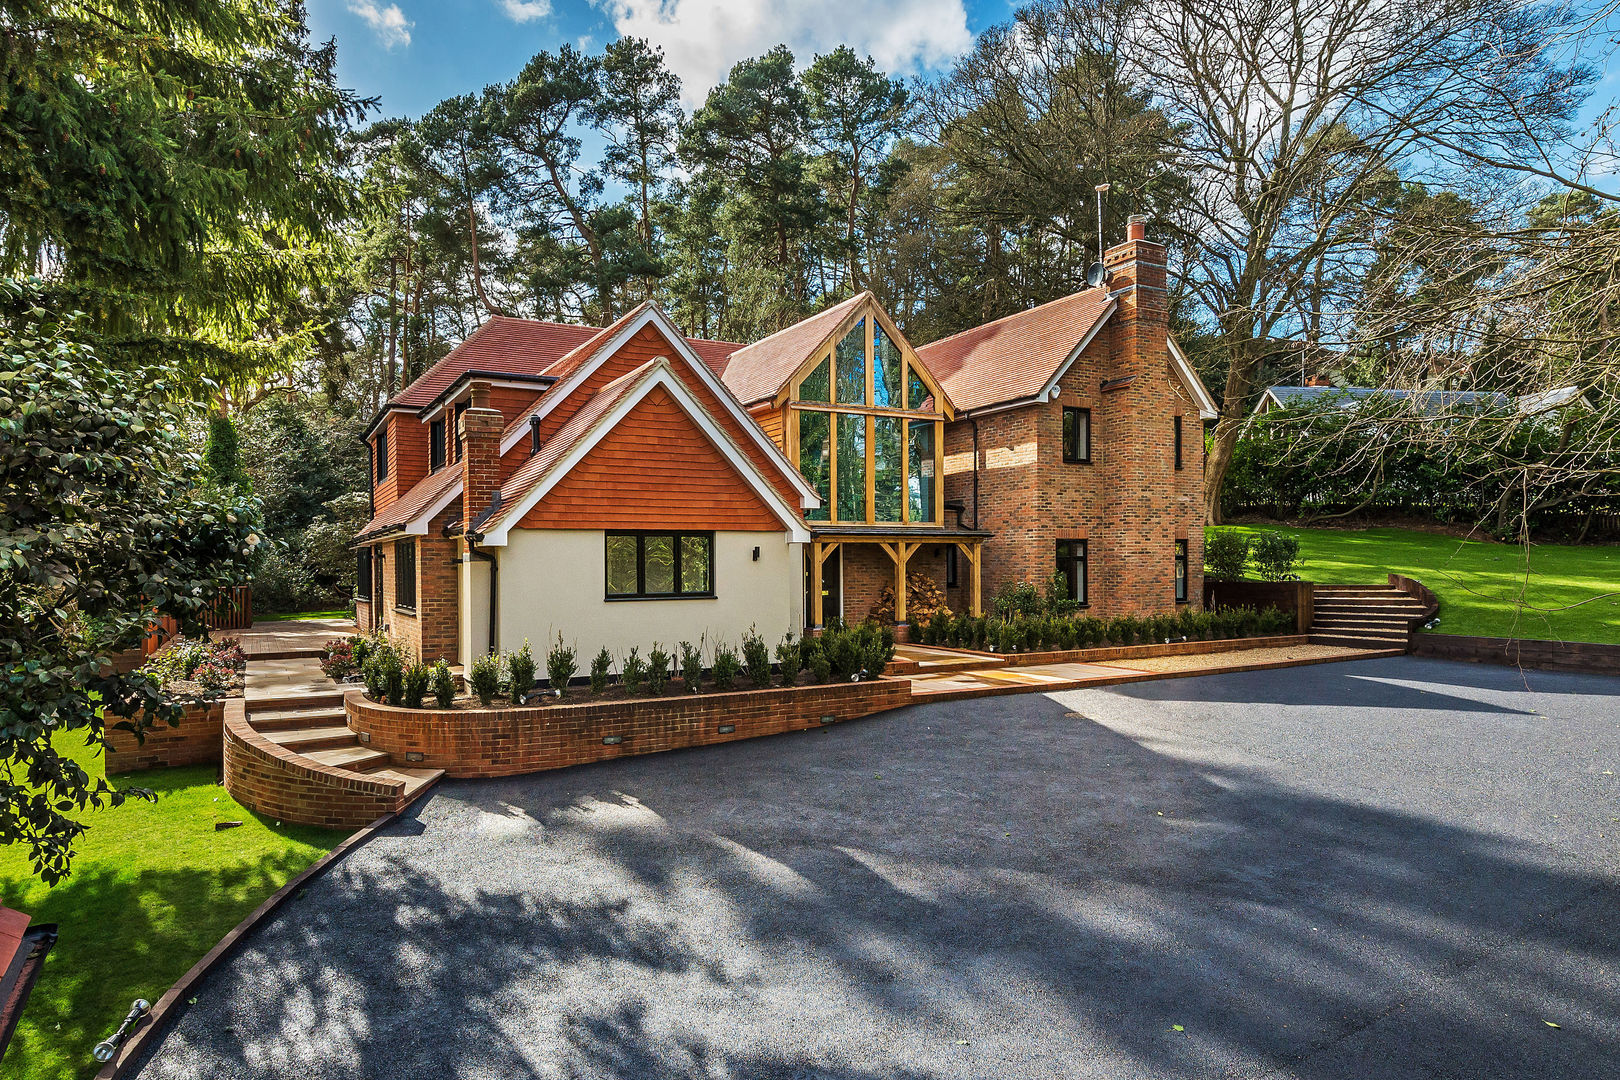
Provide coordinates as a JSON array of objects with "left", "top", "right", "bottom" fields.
[
  {"left": 992, "top": 579, "right": 1042, "bottom": 618},
  {"left": 319, "top": 638, "right": 357, "bottom": 680},
  {"left": 776, "top": 633, "right": 802, "bottom": 686},
  {"left": 544, "top": 634, "right": 575, "bottom": 697},
  {"left": 1204, "top": 530, "right": 1250, "bottom": 581},
  {"left": 402, "top": 663, "right": 430, "bottom": 709},
  {"left": 468, "top": 652, "right": 501, "bottom": 706},
  {"left": 822, "top": 623, "right": 866, "bottom": 680},
  {"left": 621, "top": 647, "right": 646, "bottom": 696},
  {"left": 1250, "top": 531, "right": 1302, "bottom": 581},
  {"left": 431, "top": 659, "right": 456, "bottom": 708},
  {"left": 679, "top": 640, "right": 703, "bottom": 693},
  {"left": 350, "top": 634, "right": 375, "bottom": 669},
  {"left": 863, "top": 624, "right": 896, "bottom": 678},
  {"left": 1043, "top": 571, "right": 1080, "bottom": 616},
  {"left": 712, "top": 642, "right": 741, "bottom": 690},
  {"left": 647, "top": 644, "right": 671, "bottom": 695},
  {"left": 807, "top": 641, "right": 832, "bottom": 684},
  {"left": 925, "top": 608, "right": 949, "bottom": 646},
  {"left": 362, "top": 644, "right": 403, "bottom": 705},
  {"left": 507, "top": 639, "right": 538, "bottom": 703},
  {"left": 742, "top": 629, "right": 772, "bottom": 689},
  {"left": 589, "top": 647, "right": 612, "bottom": 695}
]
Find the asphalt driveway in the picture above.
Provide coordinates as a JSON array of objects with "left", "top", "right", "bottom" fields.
[{"left": 133, "top": 656, "right": 1620, "bottom": 1079}]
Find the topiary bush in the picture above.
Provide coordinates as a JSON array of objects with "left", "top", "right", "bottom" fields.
[
  {"left": 590, "top": 647, "right": 612, "bottom": 695},
  {"left": 621, "top": 647, "right": 646, "bottom": 696},
  {"left": 468, "top": 652, "right": 501, "bottom": 706},
  {"left": 712, "top": 642, "right": 741, "bottom": 690},
  {"left": 402, "top": 662, "right": 430, "bottom": 709},
  {"left": 647, "top": 644, "right": 671, "bottom": 696},
  {"left": 507, "top": 639, "right": 537, "bottom": 703},
  {"left": 1204, "top": 530, "right": 1251, "bottom": 581},
  {"left": 1250, "top": 531, "right": 1302, "bottom": 581},
  {"left": 431, "top": 659, "right": 456, "bottom": 708},
  {"left": 742, "top": 629, "right": 772, "bottom": 689},
  {"left": 679, "top": 640, "right": 703, "bottom": 693},
  {"left": 776, "top": 633, "right": 802, "bottom": 686},
  {"left": 544, "top": 634, "right": 574, "bottom": 697}
]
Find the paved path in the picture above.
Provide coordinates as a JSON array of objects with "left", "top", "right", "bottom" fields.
[
  {"left": 234, "top": 618, "right": 356, "bottom": 660},
  {"left": 132, "top": 656, "right": 1620, "bottom": 1080}
]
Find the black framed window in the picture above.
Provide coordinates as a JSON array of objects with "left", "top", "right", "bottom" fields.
[
  {"left": 1174, "top": 416, "right": 1183, "bottom": 470},
  {"left": 1056, "top": 539, "right": 1088, "bottom": 606},
  {"left": 356, "top": 548, "right": 373, "bottom": 600},
  {"left": 394, "top": 540, "right": 417, "bottom": 612},
  {"left": 374, "top": 430, "right": 389, "bottom": 482},
  {"left": 1175, "top": 540, "right": 1189, "bottom": 603},
  {"left": 430, "top": 419, "right": 446, "bottom": 471},
  {"left": 604, "top": 532, "right": 714, "bottom": 599},
  {"left": 945, "top": 546, "right": 959, "bottom": 588},
  {"left": 452, "top": 402, "right": 469, "bottom": 462},
  {"left": 1062, "top": 407, "right": 1091, "bottom": 464}
]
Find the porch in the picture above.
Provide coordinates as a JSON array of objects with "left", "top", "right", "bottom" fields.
[{"left": 807, "top": 524, "right": 989, "bottom": 629}]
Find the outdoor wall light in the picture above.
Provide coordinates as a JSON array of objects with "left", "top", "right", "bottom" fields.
[
  {"left": 718, "top": 724, "right": 736, "bottom": 734},
  {"left": 405, "top": 751, "right": 424, "bottom": 762},
  {"left": 820, "top": 714, "right": 837, "bottom": 726},
  {"left": 752, "top": 546, "right": 761, "bottom": 561},
  {"left": 357, "top": 731, "right": 370, "bottom": 743},
  {"left": 602, "top": 735, "right": 623, "bottom": 745}
]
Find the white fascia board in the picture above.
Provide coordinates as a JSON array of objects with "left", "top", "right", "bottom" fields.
[
  {"left": 1168, "top": 337, "right": 1220, "bottom": 419},
  {"left": 497, "top": 305, "right": 822, "bottom": 511},
  {"left": 403, "top": 477, "right": 464, "bottom": 535},
  {"left": 1036, "top": 299, "right": 1118, "bottom": 403},
  {"left": 482, "top": 364, "right": 811, "bottom": 547}
]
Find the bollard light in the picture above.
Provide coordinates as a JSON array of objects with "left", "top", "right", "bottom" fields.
[{"left": 93, "top": 998, "right": 151, "bottom": 1062}]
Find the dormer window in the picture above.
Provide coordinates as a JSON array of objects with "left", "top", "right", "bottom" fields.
[
  {"left": 429, "top": 418, "right": 446, "bottom": 472},
  {"left": 374, "top": 429, "right": 389, "bottom": 482}
]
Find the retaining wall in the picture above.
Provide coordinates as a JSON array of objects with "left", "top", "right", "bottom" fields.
[
  {"left": 347, "top": 679, "right": 915, "bottom": 778},
  {"left": 1411, "top": 634, "right": 1620, "bottom": 675},
  {"left": 221, "top": 700, "right": 404, "bottom": 829},
  {"left": 105, "top": 700, "right": 225, "bottom": 774}
]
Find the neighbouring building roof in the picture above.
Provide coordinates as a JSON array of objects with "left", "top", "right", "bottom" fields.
[
  {"left": 717, "top": 292, "right": 870, "bottom": 405},
  {"left": 1253, "top": 384, "right": 1586, "bottom": 417},
  {"left": 914, "top": 290, "right": 1115, "bottom": 413}
]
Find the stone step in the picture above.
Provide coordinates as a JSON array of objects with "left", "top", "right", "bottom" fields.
[
  {"left": 1314, "top": 584, "right": 1403, "bottom": 593},
  {"left": 247, "top": 706, "right": 349, "bottom": 732},
  {"left": 302, "top": 745, "right": 392, "bottom": 772},
  {"left": 1312, "top": 595, "right": 1425, "bottom": 607},
  {"left": 1310, "top": 633, "right": 1409, "bottom": 648},
  {"left": 1312, "top": 604, "right": 1424, "bottom": 617},
  {"left": 364, "top": 766, "right": 444, "bottom": 805},
  {"left": 1312, "top": 614, "right": 1413, "bottom": 626},
  {"left": 244, "top": 690, "right": 348, "bottom": 713},
  {"left": 262, "top": 724, "right": 357, "bottom": 752}
]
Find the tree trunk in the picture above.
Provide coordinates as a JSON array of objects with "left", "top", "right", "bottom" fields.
[
  {"left": 1203, "top": 332, "right": 1263, "bottom": 524},
  {"left": 386, "top": 256, "right": 398, "bottom": 399}
]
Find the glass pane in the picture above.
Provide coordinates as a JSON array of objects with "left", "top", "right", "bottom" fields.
[
  {"left": 835, "top": 319, "right": 867, "bottom": 405},
  {"left": 605, "top": 535, "right": 638, "bottom": 596},
  {"left": 907, "top": 368, "right": 931, "bottom": 410},
  {"left": 1063, "top": 409, "right": 1075, "bottom": 457},
  {"left": 644, "top": 535, "right": 676, "bottom": 594},
  {"left": 873, "top": 324, "right": 902, "bottom": 408},
  {"left": 1076, "top": 410, "right": 1089, "bottom": 459},
  {"left": 907, "top": 420, "right": 936, "bottom": 523},
  {"left": 836, "top": 413, "right": 867, "bottom": 522},
  {"left": 799, "top": 356, "right": 830, "bottom": 403},
  {"left": 798, "top": 410, "right": 831, "bottom": 522},
  {"left": 680, "top": 535, "right": 711, "bottom": 594},
  {"left": 874, "top": 417, "right": 902, "bottom": 522}
]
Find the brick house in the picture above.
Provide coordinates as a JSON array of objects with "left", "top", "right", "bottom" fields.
[{"left": 352, "top": 218, "right": 1213, "bottom": 662}]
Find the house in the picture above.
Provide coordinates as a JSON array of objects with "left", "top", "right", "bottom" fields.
[
  {"left": 352, "top": 217, "right": 1216, "bottom": 664},
  {"left": 1252, "top": 383, "right": 1587, "bottom": 417}
]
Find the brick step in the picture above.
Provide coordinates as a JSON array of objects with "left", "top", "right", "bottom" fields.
[
  {"left": 1312, "top": 604, "right": 1425, "bottom": 617},
  {"left": 261, "top": 724, "right": 357, "bottom": 752},
  {"left": 1312, "top": 595, "right": 1426, "bottom": 607},
  {"left": 1312, "top": 613, "right": 1413, "bottom": 624},
  {"left": 916, "top": 656, "right": 1008, "bottom": 674},
  {"left": 302, "top": 745, "right": 393, "bottom": 771},
  {"left": 247, "top": 706, "right": 349, "bottom": 731},
  {"left": 244, "top": 690, "right": 348, "bottom": 713},
  {"left": 1310, "top": 633, "right": 1409, "bottom": 648},
  {"left": 243, "top": 647, "right": 327, "bottom": 662},
  {"left": 1312, "top": 620, "right": 1411, "bottom": 632},
  {"left": 1314, "top": 584, "right": 1404, "bottom": 593},
  {"left": 363, "top": 766, "right": 444, "bottom": 805}
]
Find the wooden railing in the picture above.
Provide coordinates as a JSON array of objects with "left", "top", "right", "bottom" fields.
[{"left": 140, "top": 587, "right": 254, "bottom": 656}]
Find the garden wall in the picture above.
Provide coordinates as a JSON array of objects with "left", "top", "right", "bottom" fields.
[
  {"left": 1411, "top": 634, "right": 1620, "bottom": 675},
  {"left": 347, "top": 678, "right": 915, "bottom": 778},
  {"left": 1205, "top": 580, "right": 1314, "bottom": 633},
  {"left": 918, "top": 634, "right": 1311, "bottom": 670},
  {"left": 104, "top": 700, "right": 225, "bottom": 774},
  {"left": 222, "top": 701, "right": 405, "bottom": 829}
]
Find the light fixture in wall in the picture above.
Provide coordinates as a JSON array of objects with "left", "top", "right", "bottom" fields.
[
  {"left": 357, "top": 731, "right": 371, "bottom": 744},
  {"left": 820, "top": 715, "right": 837, "bottom": 726},
  {"left": 602, "top": 735, "right": 623, "bottom": 745},
  {"left": 405, "top": 751, "right": 424, "bottom": 762},
  {"left": 752, "top": 546, "right": 761, "bottom": 562},
  {"left": 717, "top": 724, "right": 735, "bottom": 734}
]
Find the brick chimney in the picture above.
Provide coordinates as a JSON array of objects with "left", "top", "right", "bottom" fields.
[
  {"left": 460, "top": 381, "right": 504, "bottom": 533},
  {"left": 1103, "top": 214, "right": 1169, "bottom": 382}
]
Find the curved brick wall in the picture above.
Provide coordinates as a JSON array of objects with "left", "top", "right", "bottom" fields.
[
  {"left": 347, "top": 679, "right": 914, "bottom": 778},
  {"left": 106, "top": 699, "right": 225, "bottom": 774},
  {"left": 222, "top": 700, "right": 404, "bottom": 829}
]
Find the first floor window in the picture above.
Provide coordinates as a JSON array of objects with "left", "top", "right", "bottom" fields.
[
  {"left": 1174, "top": 416, "right": 1184, "bottom": 470},
  {"left": 1063, "top": 407, "right": 1091, "bottom": 463},
  {"left": 1056, "top": 539, "right": 1088, "bottom": 606},
  {"left": 394, "top": 540, "right": 417, "bottom": 611},
  {"left": 605, "top": 532, "right": 714, "bottom": 599},
  {"left": 374, "top": 430, "right": 389, "bottom": 482},
  {"left": 430, "top": 418, "right": 446, "bottom": 471},
  {"left": 356, "top": 548, "right": 373, "bottom": 600},
  {"left": 1175, "top": 540, "right": 1189, "bottom": 602}
]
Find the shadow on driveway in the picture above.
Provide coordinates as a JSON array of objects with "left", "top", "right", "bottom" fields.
[{"left": 133, "top": 657, "right": 1620, "bottom": 1079}]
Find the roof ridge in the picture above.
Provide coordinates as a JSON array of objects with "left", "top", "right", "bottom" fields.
[
  {"left": 917, "top": 288, "right": 1106, "bottom": 352},
  {"left": 727, "top": 291, "right": 869, "bottom": 358}
]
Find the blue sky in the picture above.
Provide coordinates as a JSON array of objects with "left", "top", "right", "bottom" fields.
[{"left": 310, "top": 0, "right": 1015, "bottom": 117}]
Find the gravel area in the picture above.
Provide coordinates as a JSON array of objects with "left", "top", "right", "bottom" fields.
[
  {"left": 132, "top": 655, "right": 1620, "bottom": 1080},
  {"left": 1097, "top": 642, "right": 1372, "bottom": 672}
]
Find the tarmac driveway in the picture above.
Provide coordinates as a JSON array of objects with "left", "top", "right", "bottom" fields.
[{"left": 133, "top": 655, "right": 1620, "bottom": 1079}]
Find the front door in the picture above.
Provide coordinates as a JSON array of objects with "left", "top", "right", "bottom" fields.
[{"left": 805, "top": 547, "right": 842, "bottom": 629}]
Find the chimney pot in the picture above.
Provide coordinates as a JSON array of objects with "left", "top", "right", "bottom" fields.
[
  {"left": 1127, "top": 214, "right": 1148, "bottom": 242},
  {"left": 469, "top": 380, "right": 493, "bottom": 410}
]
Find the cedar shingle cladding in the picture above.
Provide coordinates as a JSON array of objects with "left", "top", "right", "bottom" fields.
[{"left": 516, "top": 385, "right": 783, "bottom": 532}]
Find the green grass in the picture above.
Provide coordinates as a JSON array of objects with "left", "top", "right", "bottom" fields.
[
  {"left": 1214, "top": 525, "right": 1620, "bottom": 644},
  {"left": 0, "top": 734, "right": 343, "bottom": 1080},
  {"left": 259, "top": 608, "right": 350, "bottom": 622}
]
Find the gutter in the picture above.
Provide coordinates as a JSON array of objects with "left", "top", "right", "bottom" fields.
[{"left": 464, "top": 492, "right": 505, "bottom": 656}]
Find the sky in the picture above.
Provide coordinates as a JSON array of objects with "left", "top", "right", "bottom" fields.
[{"left": 309, "top": 0, "right": 1014, "bottom": 117}]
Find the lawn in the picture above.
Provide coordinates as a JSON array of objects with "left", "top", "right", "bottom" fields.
[
  {"left": 0, "top": 733, "right": 343, "bottom": 1080},
  {"left": 258, "top": 609, "right": 350, "bottom": 622},
  {"left": 1214, "top": 525, "right": 1620, "bottom": 644}
]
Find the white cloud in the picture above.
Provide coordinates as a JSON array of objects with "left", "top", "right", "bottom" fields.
[
  {"left": 595, "top": 0, "right": 972, "bottom": 106},
  {"left": 499, "top": 0, "right": 553, "bottom": 22},
  {"left": 348, "top": 1, "right": 413, "bottom": 49}
]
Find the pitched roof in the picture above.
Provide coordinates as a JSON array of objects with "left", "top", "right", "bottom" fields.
[
  {"left": 914, "top": 290, "right": 1114, "bottom": 413},
  {"left": 718, "top": 292, "right": 869, "bottom": 405},
  {"left": 356, "top": 461, "right": 460, "bottom": 540},
  {"left": 1259, "top": 385, "right": 1513, "bottom": 415}
]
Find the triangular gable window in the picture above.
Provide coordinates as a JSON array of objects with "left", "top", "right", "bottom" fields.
[{"left": 799, "top": 355, "right": 831, "bottom": 403}]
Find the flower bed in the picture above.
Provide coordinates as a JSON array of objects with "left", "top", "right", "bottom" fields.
[
  {"left": 346, "top": 678, "right": 914, "bottom": 778},
  {"left": 105, "top": 636, "right": 247, "bottom": 773}
]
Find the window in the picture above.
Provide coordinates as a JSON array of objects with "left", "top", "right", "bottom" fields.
[
  {"left": 452, "top": 402, "right": 468, "bottom": 462},
  {"left": 374, "top": 430, "right": 389, "bottom": 482},
  {"left": 1175, "top": 540, "right": 1189, "bottom": 603},
  {"left": 1174, "top": 416, "right": 1184, "bottom": 470},
  {"left": 356, "top": 548, "right": 372, "bottom": 600},
  {"left": 394, "top": 540, "right": 416, "bottom": 612},
  {"left": 873, "top": 324, "right": 902, "bottom": 408},
  {"left": 799, "top": 410, "right": 831, "bottom": 521},
  {"left": 604, "top": 532, "right": 714, "bottom": 599},
  {"left": 835, "top": 413, "right": 867, "bottom": 522},
  {"left": 873, "top": 416, "right": 902, "bottom": 523},
  {"left": 907, "top": 419, "right": 936, "bottom": 524},
  {"left": 945, "top": 546, "right": 959, "bottom": 588},
  {"left": 1062, "top": 407, "right": 1091, "bottom": 464},
  {"left": 835, "top": 320, "right": 867, "bottom": 404},
  {"left": 430, "top": 418, "right": 446, "bottom": 472},
  {"left": 1056, "top": 539, "right": 1088, "bottom": 606}
]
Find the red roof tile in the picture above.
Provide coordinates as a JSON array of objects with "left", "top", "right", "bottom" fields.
[
  {"left": 718, "top": 293, "right": 869, "bottom": 405},
  {"left": 914, "top": 290, "right": 1114, "bottom": 413},
  {"left": 357, "top": 463, "right": 460, "bottom": 539}
]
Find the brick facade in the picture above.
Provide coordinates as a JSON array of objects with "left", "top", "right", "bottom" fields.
[
  {"left": 347, "top": 678, "right": 913, "bottom": 778},
  {"left": 104, "top": 699, "right": 225, "bottom": 774}
]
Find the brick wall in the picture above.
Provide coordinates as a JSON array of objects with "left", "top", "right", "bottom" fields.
[
  {"left": 222, "top": 700, "right": 403, "bottom": 829},
  {"left": 347, "top": 678, "right": 914, "bottom": 778},
  {"left": 104, "top": 699, "right": 225, "bottom": 774}
]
